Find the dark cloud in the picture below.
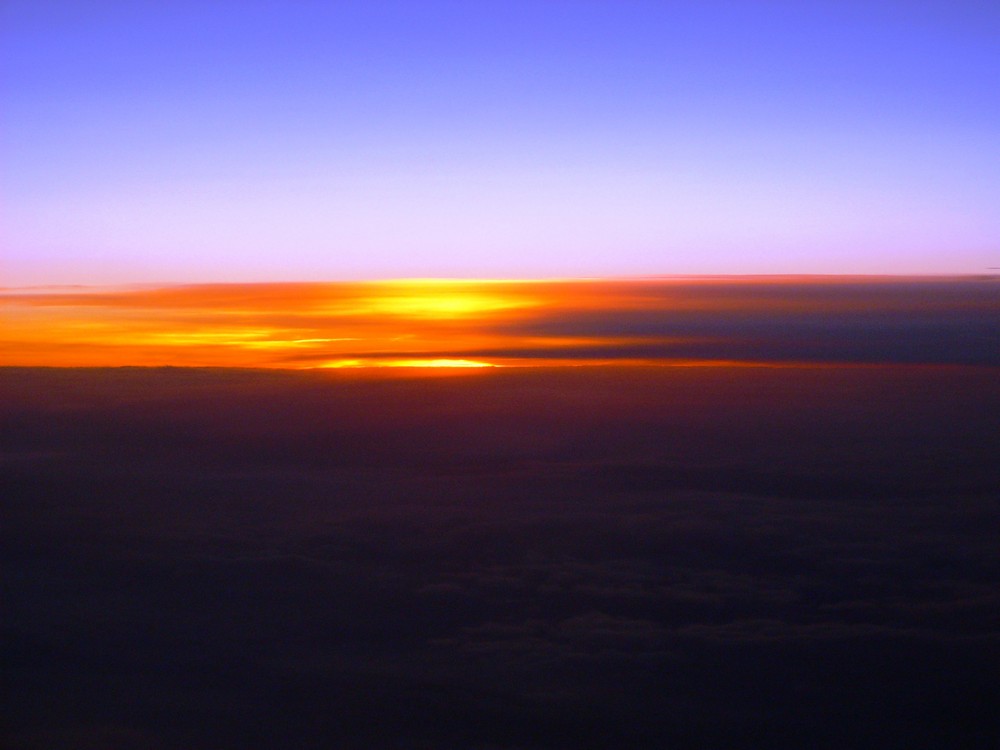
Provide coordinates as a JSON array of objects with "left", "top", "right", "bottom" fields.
[
  {"left": 490, "top": 279, "right": 1000, "bottom": 366},
  {"left": 2, "top": 365, "right": 999, "bottom": 748}
]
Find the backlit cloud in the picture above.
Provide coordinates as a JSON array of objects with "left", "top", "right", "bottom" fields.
[{"left": 2, "top": 277, "right": 997, "bottom": 368}]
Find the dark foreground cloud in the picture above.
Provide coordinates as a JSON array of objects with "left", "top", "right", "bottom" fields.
[{"left": 2, "top": 365, "right": 999, "bottom": 749}]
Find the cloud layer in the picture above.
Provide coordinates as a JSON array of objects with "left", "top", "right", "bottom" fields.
[
  {"left": 3, "top": 276, "right": 998, "bottom": 368},
  {"left": 3, "top": 364, "right": 998, "bottom": 748}
]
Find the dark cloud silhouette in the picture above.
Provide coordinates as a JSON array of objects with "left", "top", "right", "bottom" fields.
[{"left": 2, "top": 364, "right": 999, "bottom": 748}]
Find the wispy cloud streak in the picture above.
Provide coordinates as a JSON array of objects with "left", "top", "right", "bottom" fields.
[{"left": 2, "top": 277, "right": 997, "bottom": 368}]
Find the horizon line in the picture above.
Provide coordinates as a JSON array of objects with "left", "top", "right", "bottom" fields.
[{"left": 3, "top": 272, "right": 998, "bottom": 293}]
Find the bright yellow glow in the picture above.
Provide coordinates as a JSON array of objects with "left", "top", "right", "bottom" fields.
[
  {"left": 320, "top": 358, "right": 495, "bottom": 369},
  {"left": 386, "top": 358, "right": 495, "bottom": 368},
  {"left": 320, "top": 280, "right": 538, "bottom": 320},
  {"left": 319, "top": 359, "right": 364, "bottom": 368},
  {"left": 352, "top": 293, "right": 522, "bottom": 318}
]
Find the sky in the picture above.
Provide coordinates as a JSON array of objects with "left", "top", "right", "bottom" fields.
[{"left": 3, "top": 0, "right": 999, "bottom": 284}]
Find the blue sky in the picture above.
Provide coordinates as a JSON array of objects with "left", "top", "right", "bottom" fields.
[{"left": 3, "top": 0, "right": 999, "bottom": 283}]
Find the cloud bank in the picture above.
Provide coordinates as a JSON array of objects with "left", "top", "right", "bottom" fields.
[
  {"left": 3, "top": 364, "right": 998, "bottom": 748},
  {"left": 2, "top": 276, "right": 998, "bottom": 368}
]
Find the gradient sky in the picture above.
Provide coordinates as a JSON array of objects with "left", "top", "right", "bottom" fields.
[{"left": 3, "top": 0, "right": 999, "bottom": 284}]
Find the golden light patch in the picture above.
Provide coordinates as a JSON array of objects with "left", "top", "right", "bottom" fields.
[
  {"left": 324, "top": 280, "right": 537, "bottom": 320},
  {"left": 320, "top": 358, "right": 496, "bottom": 369}
]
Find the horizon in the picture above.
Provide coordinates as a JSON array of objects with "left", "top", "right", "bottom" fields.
[{"left": 4, "top": 275, "right": 996, "bottom": 370}]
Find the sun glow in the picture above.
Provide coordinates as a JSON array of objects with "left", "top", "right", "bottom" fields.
[
  {"left": 324, "top": 280, "right": 537, "bottom": 320},
  {"left": 321, "top": 358, "right": 496, "bottom": 369},
  {"left": 4, "top": 277, "right": 993, "bottom": 371}
]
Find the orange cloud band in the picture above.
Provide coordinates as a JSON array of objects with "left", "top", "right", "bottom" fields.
[{"left": 1, "top": 277, "right": 997, "bottom": 369}]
